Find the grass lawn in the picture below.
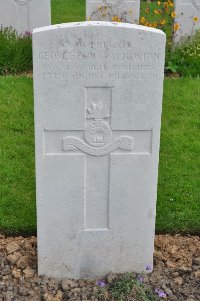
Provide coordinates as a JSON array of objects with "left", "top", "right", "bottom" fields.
[
  {"left": 0, "top": 77, "right": 35, "bottom": 234},
  {"left": 51, "top": 0, "right": 86, "bottom": 24},
  {"left": 0, "top": 76, "right": 199, "bottom": 234}
]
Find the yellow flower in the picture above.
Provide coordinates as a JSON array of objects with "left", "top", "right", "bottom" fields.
[
  {"left": 140, "top": 16, "right": 146, "bottom": 24},
  {"left": 171, "top": 11, "right": 176, "bottom": 18},
  {"left": 145, "top": 7, "right": 150, "bottom": 14},
  {"left": 154, "top": 9, "right": 160, "bottom": 15},
  {"left": 174, "top": 23, "right": 180, "bottom": 31},
  {"left": 168, "top": 1, "right": 174, "bottom": 7},
  {"left": 88, "top": 16, "right": 91, "bottom": 21},
  {"left": 98, "top": 6, "right": 102, "bottom": 10},
  {"left": 157, "top": 1, "right": 161, "bottom": 5},
  {"left": 160, "top": 19, "right": 166, "bottom": 25},
  {"left": 112, "top": 16, "right": 122, "bottom": 22},
  {"left": 193, "top": 16, "right": 199, "bottom": 23}
]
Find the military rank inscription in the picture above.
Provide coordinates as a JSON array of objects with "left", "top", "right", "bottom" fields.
[{"left": 38, "top": 39, "right": 162, "bottom": 81}]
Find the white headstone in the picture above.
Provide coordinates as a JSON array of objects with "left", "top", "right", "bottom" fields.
[
  {"left": 33, "top": 22, "right": 166, "bottom": 279},
  {"left": 86, "top": 0, "right": 140, "bottom": 23},
  {"left": 174, "top": 0, "right": 200, "bottom": 43},
  {"left": 0, "top": 0, "right": 51, "bottom": 35}
]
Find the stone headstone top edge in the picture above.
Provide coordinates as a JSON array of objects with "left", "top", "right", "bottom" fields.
[{"left": 33, "top": 21, "right": 166, "bottom": 36}]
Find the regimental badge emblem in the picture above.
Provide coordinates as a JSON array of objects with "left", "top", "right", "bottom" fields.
[
  {"left": 63, "top": 87, "right": 134, "bottom": 156},
  {"left": 85, "top": 100, "right": 112, "bottom": 147}
]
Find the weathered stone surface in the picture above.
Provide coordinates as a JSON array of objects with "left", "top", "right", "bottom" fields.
[
  {"left": 33, "top": 22, "right": 165, "bottom": 279},
  {"left": 0, "top": 0, "right": 51, "bottom": 35},
  {"left": 174, "top": 0, "right": 200, "bottom": 43},
  {"left": 87, "top": 0, "right": 140, "bottom": 23}
]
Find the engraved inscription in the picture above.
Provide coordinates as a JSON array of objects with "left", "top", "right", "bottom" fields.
[
  {"left": 38, "top": 38, "right": 162, "bottom": 81},
  {"left": 63, "top": 136, "right": 133, "bottom": 156},
  {"left": 102, "top": 0, "right": 123, "bottom": 7},
  {"left": 13, "top": 0, "right": 31, "bottom": 5}
]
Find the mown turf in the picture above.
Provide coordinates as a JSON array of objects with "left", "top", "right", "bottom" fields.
[
  {"left": 0, "top": 76, "right": 199, "bottom": 234},
  {"left": 156, "top": 78, "right": 200, "bottom": 233},
  {"left": 51, "top": 0, "right": 85, "bottom": 24},
  {"left": 0, "top": 76, "right": 35, "bottom": 234}
]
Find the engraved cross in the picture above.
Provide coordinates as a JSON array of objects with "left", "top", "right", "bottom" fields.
[
  {"left": 63, "top": 87, "right": 134, "bottom": 230},
  {"left": 12, "top": 0, "right": 32, "bottom": 33}
]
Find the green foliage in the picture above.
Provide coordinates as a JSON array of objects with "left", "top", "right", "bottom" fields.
[
  {"left": 165, "top": 60, "right": 178, "bottom": 73},
  {"left": 97, "top": 274, "right": 160, "bottom": 301},
  {"left": 169, "top": 31, "right": 200, "bottom": 77},
  {"left": 109, "top": 274, "right": 136, "bottom": 300},
  {"left": 0, "top": 27, "right": 32, "bottom": 75},
  {"left": 51, "top": 0, "right": 85, "bottom": 23}
]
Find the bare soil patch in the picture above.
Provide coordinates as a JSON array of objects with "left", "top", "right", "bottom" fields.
[{"left": 0, "top": 234, "right": 199, "bottom": 300}]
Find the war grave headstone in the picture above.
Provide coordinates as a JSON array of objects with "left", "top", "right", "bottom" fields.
[
  {"left": 174, "top": 0, "right": 200, "bottom": 43},
  {"left": 86, "top": 0, "right": 140, "bottom": 23},
  {"left": 0, "top": 0, "right": 51, "bottom": 35},
  {"left": 33, "top": 21, "right": 166, "bottom": 279}
]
